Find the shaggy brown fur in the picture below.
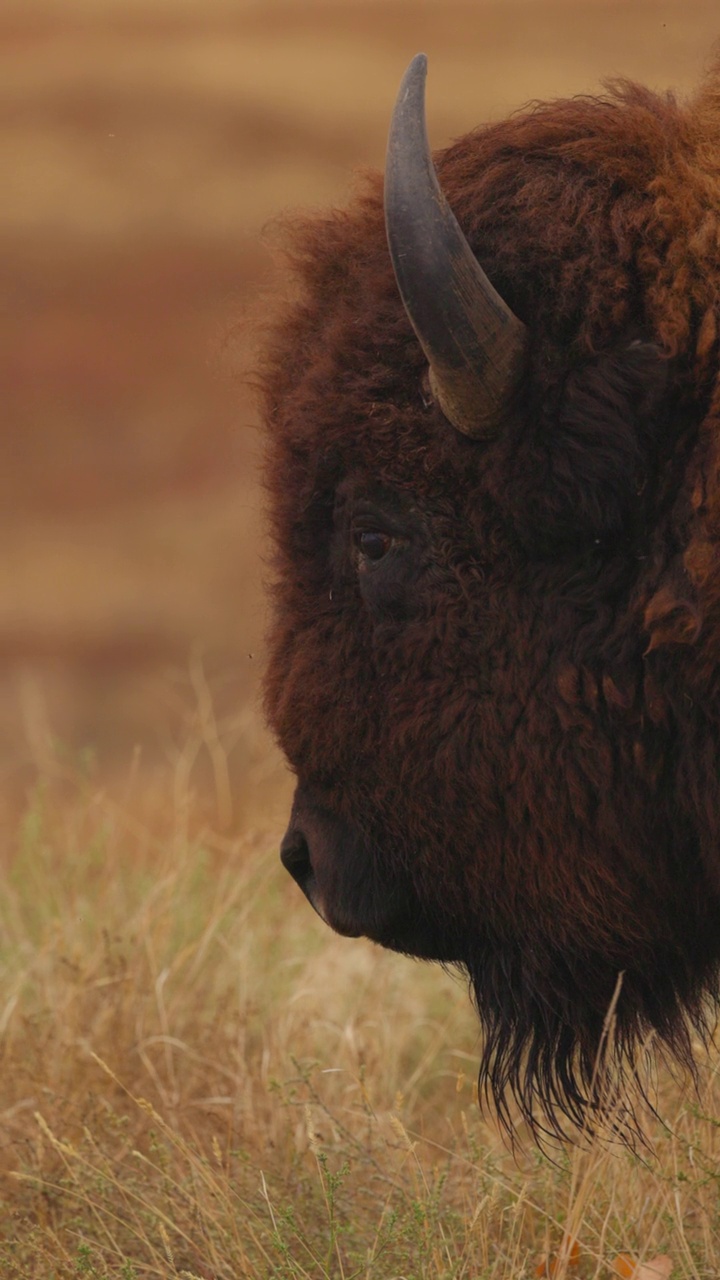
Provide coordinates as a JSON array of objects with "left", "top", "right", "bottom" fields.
[{"left": 261, "top": 64, "right": 720, "bottom": 1139}]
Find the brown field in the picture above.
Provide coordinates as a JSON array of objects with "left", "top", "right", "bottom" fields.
[
  {"left": 2, "top": 2, "right": 720, "bottom": 1275},
  {"left": 2, "top": 0, "right": 720, "bottom": 775}
]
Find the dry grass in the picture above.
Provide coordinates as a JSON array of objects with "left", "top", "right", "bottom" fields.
[{"left": 2, "top": 723, "right": 720, "bottom": 1278}]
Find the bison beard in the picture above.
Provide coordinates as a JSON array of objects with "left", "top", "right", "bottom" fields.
[{"left": 260, "top": 55, "right": 720, "bottom": 1140}]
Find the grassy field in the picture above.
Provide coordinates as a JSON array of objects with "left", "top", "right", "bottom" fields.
[
  {"left": 2, "top": 733, "right": 720, "bottom": 1278},
  {"left": 4, "top": 0, "right": 720, "bottom": 1274}
]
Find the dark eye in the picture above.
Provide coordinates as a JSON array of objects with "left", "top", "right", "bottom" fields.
[{"left": 353, "top": 529, "right": 393, "bottom": 565}]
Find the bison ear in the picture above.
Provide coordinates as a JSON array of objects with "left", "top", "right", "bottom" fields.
[{"left": 507, "top": 341, "right": 669, "bottom": 554}]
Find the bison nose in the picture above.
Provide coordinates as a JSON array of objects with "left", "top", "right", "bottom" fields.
[
  {"left": 279, "top": 827, "right": 329, "bottom": 924},
  {"left": 280, "top": 827, "right": 313, "bottom": 886}
]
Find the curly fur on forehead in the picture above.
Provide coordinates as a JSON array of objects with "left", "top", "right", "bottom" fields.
[{"left": 261, "top": 64, "right": 720, "bottom": 1140}]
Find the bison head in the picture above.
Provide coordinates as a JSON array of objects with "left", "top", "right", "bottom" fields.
[{"left": 261, "top": 56, "right": 720, "bottom": 1137}]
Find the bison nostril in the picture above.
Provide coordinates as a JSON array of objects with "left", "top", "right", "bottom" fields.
[
  {"left": 280, "top": 828, "right": 312, "bottom": 885},
  {"left": 280, "top": 826, "right": 329, "bottom": 924}
]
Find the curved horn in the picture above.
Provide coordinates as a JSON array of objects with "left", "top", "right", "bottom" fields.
[{"left": 384, "top": 54, "right": 527, "bottom": 439}]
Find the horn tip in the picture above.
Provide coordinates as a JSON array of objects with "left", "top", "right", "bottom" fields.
[
  {"left": 407, "top": 52, "right": 428, "bottom": 80},
  {"left": 396, "top": 54, "right": 428, "bottom": 115}
]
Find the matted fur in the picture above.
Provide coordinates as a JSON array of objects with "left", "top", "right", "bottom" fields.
[{"left": 261, "top": 66, "right": 720, "bottom": 1139}]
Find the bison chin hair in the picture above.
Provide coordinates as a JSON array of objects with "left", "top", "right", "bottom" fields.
[{"left": 463, "top": 940, "right": 719, "bottom": 1144}]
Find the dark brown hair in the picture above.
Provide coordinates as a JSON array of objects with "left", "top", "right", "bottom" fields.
[{"left": 261, "top": 67, "right": 720, "bottom": 1138}]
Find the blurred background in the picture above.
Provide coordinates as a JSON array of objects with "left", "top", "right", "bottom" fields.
[{"left": 2, "top": 0, "right": 719, "bottom": 809}]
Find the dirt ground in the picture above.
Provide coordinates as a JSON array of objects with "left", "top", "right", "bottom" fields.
[{"left": 3, "top": 0, "right": 720, "bottom": 791}]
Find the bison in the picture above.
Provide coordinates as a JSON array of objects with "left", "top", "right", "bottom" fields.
[{"left": 261, "top": 54, "right": 720, "bottom": 1137}]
